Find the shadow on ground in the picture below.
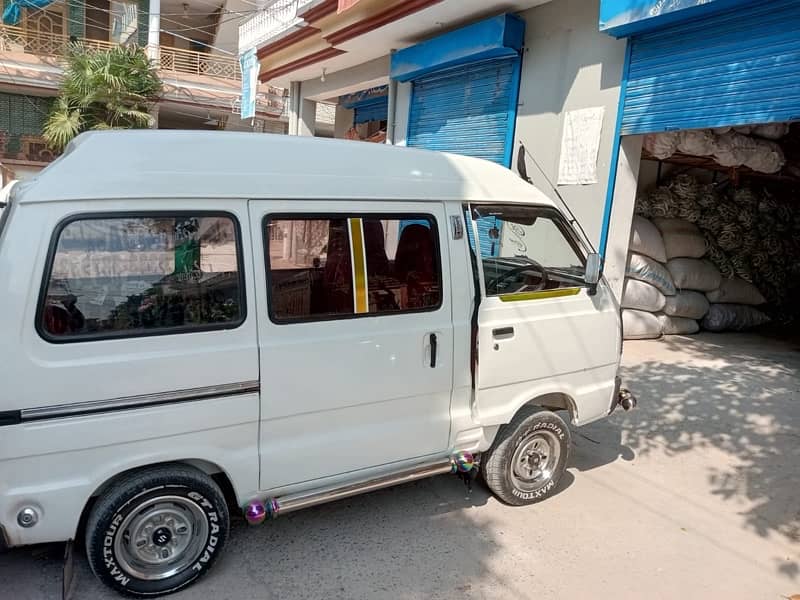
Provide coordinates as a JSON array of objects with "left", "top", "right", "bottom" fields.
[
  {"left": 2, "top": 429, "right": 620, "bottom": 600},
  {"left": 615, "top": 332, "right": 800, "bottom": 578}
]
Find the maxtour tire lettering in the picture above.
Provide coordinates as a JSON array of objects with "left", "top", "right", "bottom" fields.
[
  {"left": 481, "top": 407, "right": 571, "bottom": 506},
  {"left": 85, "top": 465, "right": 230, "bottom": 597}
]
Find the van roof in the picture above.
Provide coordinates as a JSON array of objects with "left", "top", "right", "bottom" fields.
[{"left": 14, "top": 130, "right": 556, "bottom": 207}]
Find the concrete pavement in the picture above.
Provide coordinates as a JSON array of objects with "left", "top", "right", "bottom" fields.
[{"left": 2, "top": 332, "right": 798, "bottom": 599}]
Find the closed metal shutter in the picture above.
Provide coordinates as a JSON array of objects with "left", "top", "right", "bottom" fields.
[
  {"left": 408, "top": 58, "right": 520, "bottom": 256},
  {"left": 621, "top": 0, "right": 800, "bottom": 135},
  {"left": 407, "top": 57, "right": 520, "bottom": 166},
  {"left": 353, "top": 96, "right": 388, "bottom": 124}
]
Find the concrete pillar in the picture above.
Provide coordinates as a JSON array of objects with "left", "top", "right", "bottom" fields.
[
  {"left": 334, "top": 105, "right": 354, "bottom": 138},
  {"left": 288, "top": 81, "right": 300, "bottom": 136},
  {"left": 385, "top": 74, "right": 397, "bottom": 144},
  {"left": 149, "top": 104, "right": 160, "bottom": 129},
  {"left": 393, "top": 81, "right": 411, "bottom": 146},
  {"left": 603, "top": 135, "right": 644, "bottom": 302},
  {"left": 147, "top": 0, "right": 160, "bottom": 63},
  {"left": 298, "top": 98, "right": 316, "bottom": 137}
]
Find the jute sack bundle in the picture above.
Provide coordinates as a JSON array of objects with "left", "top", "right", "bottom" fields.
[
  {"left": 622, "top": 278, "right": 666, "bottom": 312},
  {"left": 622, "top": 309, "right": 662, "bottom": 340}
]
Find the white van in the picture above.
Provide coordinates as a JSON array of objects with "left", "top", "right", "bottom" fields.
[{"left": 0, "top": 131, "right": 633, "bottom": 596}]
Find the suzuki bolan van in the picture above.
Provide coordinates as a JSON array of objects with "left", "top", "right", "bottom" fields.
[{"left": 0, "top": 131, "right": 634, "bottom": 597}]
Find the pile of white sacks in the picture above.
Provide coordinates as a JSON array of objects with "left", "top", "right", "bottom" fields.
[
  {"left": 622, "top": 215, "right": 770, "bottom": 340},
  {"left": 643, "top": 124, "right": 788, "bottom": 174}
]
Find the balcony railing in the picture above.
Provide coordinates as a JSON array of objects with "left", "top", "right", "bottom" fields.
[
  {"left": 1, "top": 24, "right": 288, "bottom": 119},
  {"left": 0, "top": 23, "right": 114, "bottom": 56},
  {"left": 0, "top": 24, "right": 241, "bottom": 82},
  {"left": 238, "top": 0, "right": 318, "bottom": 53},
  {"left": 159, "top": 45, "right": 241, "bottom": 80}
]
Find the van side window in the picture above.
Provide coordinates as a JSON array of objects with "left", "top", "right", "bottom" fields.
[
  {"left": 39, "top": 214, "right": 244, "bottom": 340},
  {"left": 469, "top": 204, "right": 587, "bottom": 298},
  {"left": 266, "top": 218, "right": 354, "bottom": 321},
  {"left": 265, "top": 216, "right": 441, "bottom": 322}
]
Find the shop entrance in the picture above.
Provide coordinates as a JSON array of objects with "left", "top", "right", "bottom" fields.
[{"left": 620, "top": 122, "right": 800, "bottom": 340}]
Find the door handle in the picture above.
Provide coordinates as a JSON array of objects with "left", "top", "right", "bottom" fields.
[
  {"left": 492, "top": 327, "right": 515, "bottom": 339},
  {"left": 429, "top": 333, "right": 438, "bottom": 368}
]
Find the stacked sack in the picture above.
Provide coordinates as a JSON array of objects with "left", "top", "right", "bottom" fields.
[
  {"left": 643, "top": 124, "right": 788, "bottom": 174},
  {"left": 702, "top": 278, "right": 770, "bottom": 332},
  {"left": 657, "top": 218, "right": 718, "bottom": 334},
  {"left": 622, "top": 215, "right": 721, "bottom": 340},
  {"left": 621, "top": 216, "right": 676, "bottom": 339},
  {"left": 637, "top": 174, "right": 782, "bottom": 328}
]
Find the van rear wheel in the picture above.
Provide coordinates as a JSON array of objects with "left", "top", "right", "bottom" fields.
[
  {"left": 85, "top": 465, "right": 229, "bottom": 597},
  {"left": 481, "top": 408, "right": 570, "bottom": 506}
]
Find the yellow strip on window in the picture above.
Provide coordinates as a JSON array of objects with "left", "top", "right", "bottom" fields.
[
  {"left": 498, "top": 287, "right": 582, "bottom": 302},
  {"left": 348, "top": 218, "right": 369, "bottom": 314}
]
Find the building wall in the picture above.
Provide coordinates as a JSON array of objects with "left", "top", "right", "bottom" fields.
[
  {"left": 393, "top": 81, "right": 411, "bottom": 146},
  {"left": 512, "top": 0, "right": 626, "bottom": 250},
  {"left": 0, "top": 93, "right": 53, "bottom": 153},
  {"left": 300, "top": 56, "right": 390, "bottom": 102}
]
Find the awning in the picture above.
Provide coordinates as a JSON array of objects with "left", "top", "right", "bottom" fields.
[{"left": 389, "top": 14, "right": 524, "bottom": 83}]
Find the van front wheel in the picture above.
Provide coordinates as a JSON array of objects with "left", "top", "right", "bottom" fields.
[
  {"left": 85, "top": 465, "right": 230, "bottom": 597},
  {"left": 481, "top": 408, "right": 570, "bottom": 506}
]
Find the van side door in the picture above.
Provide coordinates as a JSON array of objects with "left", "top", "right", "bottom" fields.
[
  {"left": 248, "top": 200, "right": 454, "bottom": 491},
  {"left": 469, "top": 203, "right": 620, "bottom": 427}
]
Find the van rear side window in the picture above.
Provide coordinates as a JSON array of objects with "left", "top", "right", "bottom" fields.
[
  {"left": 38, "top": 213, "right": 245, "bottom": 341},
  {"left": 265, "top": 215, "right": 442, "bottom": 323}
]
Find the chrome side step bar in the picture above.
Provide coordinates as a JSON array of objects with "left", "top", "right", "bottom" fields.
[
  {"left": 247, "top": 458, "right": 454, "bottom": 521},
  {"left": 277, "top": 459, "right": 454, "bottom": 515}
]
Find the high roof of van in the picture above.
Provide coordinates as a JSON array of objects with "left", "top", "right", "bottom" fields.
[{"left": 14, "top": 131, "right": 556, "bottom": 207}]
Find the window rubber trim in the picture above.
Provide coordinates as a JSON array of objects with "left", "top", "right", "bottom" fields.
[
  {"left": 262, "top": 212, "right": 444, "bottom": 325},
  {"left": 35, "top": 210, "right": 248, "bottom": 344}
]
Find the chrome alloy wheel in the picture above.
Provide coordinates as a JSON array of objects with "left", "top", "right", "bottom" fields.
[
  {"left": 509, "top": 430, "right": 562, "bottom": 492},
  {"left": 114, "top": 495, "right": 209, "bottom": 581}
]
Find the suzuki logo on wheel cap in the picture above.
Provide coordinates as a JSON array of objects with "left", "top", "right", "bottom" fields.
[{"left": 153, "top": 527, "right": 173, "bottom": 547}]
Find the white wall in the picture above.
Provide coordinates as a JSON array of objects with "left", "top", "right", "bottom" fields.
[
  {"left": 2, "top": 163, "right": 43, "bottom": 182},
  {"left": 335, "top": 105, "right": 355, "bottom": 138},
  {"left": 300, "top": 56, "right": 390, "bottom": 102},
  {"left": 392, "top": 81, "right": 412, "bottom": 146},
  {"left": 213, "top": 0, "right": 252, "bottom": 55},
  {"left": 513, "top": 0, "right": 627, "bottom": 250}
]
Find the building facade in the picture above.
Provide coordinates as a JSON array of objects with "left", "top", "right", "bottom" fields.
[
  {"left": 243, "top": 0, "right": 800, "bottom": 322},
  {"left": 239, "top": 0, "right": 623, "bottom": 271},
  {"left": 0, "top": 0, "right": 289, "bottom": 181}
]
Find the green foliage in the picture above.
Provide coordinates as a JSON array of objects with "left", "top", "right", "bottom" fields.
[{"left": 44, "top": 44, "right": 162, "bottom": 150}]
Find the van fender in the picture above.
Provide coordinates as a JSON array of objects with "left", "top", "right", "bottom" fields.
[
  {"left": 75, "top": 451, "right": 249, "bottom": 539},
  {"left": 474, "top": 364, "right": 619, "bottom": 429}
]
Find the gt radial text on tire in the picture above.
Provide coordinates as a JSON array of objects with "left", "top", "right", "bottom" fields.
[
  {"left": 85, "top": 464, "right": 230, "bottom": 597},
  {"left": 481, "top": 407, "right": 571, "bottom": 506}
]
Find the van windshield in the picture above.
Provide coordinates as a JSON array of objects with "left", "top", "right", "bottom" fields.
[{"left": 468, "top": 204, "right": 588, "bottom": 297}]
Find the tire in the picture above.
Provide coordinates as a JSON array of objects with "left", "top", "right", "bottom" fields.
[
  {"left": 481, "top": 407, "right": 571, "bottom": 506},
  {"left": 85, "top": 464, "right": 230, "bottom": 597}
]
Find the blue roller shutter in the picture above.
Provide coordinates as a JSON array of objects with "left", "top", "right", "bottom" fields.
[
  {"left": 621, "top": 0, "right": 800, "bottom": 135},
  {"left": 353, "top": 96, "right": 388, "bottom": 124},
  {"left": 406, "top": 57, "right": 520, "bottom": 166},
  {"left": 408, "top": 57, "right": 521, "bottom": 256}
]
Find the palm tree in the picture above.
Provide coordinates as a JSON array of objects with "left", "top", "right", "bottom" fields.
[{"left": 44, "top": 44, "right": 163, "bottom": 151}]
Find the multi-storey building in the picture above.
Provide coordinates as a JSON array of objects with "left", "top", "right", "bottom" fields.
[{"left": 0, "top": 0, "right": 289, "bottom": 181}]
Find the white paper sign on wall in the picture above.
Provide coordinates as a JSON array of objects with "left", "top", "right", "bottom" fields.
[{"left": 557, "top": 106, "right": 605, "bottom": 186}]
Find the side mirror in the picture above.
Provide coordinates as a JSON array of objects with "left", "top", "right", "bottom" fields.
[{"left": 585, "top": 253, "right": 602, "bottom": 296}]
